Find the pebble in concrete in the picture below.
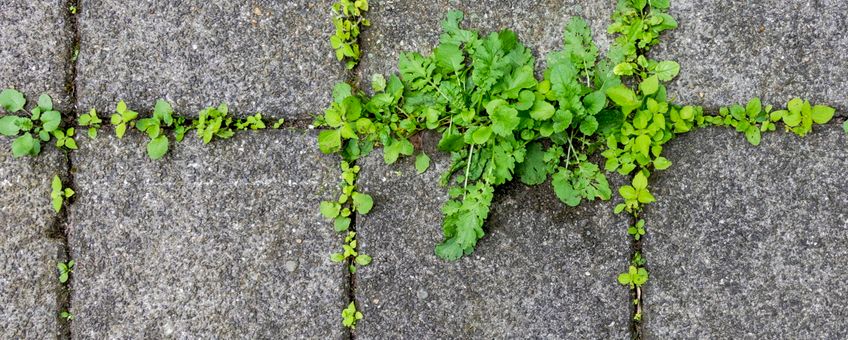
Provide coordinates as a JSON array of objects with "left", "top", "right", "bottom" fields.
[
  {"left": 643, "top": 126, "right": 848, "bottom": 338},
  {"left": 354, "top": 133, "right": 631, "bottom": 338},
  {"left": 67, "top": 130, "right": 347, "bottom": 338}
]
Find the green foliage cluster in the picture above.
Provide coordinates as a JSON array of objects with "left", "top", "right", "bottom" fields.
[
  {"left": 105, "top": 100, "right": 274, "bottom": 160},
  {"left": 51, "top": 175, "right": 74, "bottom": 213},
  {"left": 0, "top": 90, "right": 74, "bottom": 156},
  {"left": 57, "top": 259, "right": 75, "bottom": 283},
  {"left": 330, "top": 0, "right": 370, "bottom": 69},
  {"left": 341, "top": 301, "right": 363, "bottom": 329},
  {"left": 320, "top": 161, "right": 373, "bottom": 232},
  {"left": 330, "top": 231, "right": 372, "bottom": 273}
]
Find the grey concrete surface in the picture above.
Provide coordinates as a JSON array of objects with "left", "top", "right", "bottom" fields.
[
  {"left": 66, "top": 130, "right": 346, "bottom": 338},
  {"left": 653, "top": 0, "right": 848, "bottom": 115},
  {"left": 76, "top": 0, "right": 345, "bottom": 119},
  {"left": 0, "top": 140, "right": 68, "bottom": 339},
  {"left": 0, "top": 0, "right": 72, "bottom": 112},
  {"left": 643, "top": 126, "right": 848, "bottom": 338},
  {"left": 354, "top": 133, "right": 631, "bottom": 339}
]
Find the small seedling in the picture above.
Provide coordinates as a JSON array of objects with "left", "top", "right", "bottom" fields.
[
  {"left": 235, "top": 113, "right": 266, "bottom": 130},
  {"left": 627, "top": 219, "right": 646, "bottom": 240},
  {"left": 111, "top": 100, "right": 138, "bottom": 139},
  {"left": 53, "top": 128, "right": 78, "bottom": 150},
  {"left": 57, "top": 260, "right": 75, "bottom": 283},
  {"left": 68, "top": 5, "right": 77, "bottom": 14},
  {"left": 341, "top": 302, "right": 363, "bottom": 329},
  {"left": 60, "top": 311, "right": 74, "bottom": 321},
  {"left": 51, "top": 175, "right": 74, "bottom": 213},
  {"left": 272, "top": 118, "right": 285, "bottom": 129},
  {"left": 617, "top": 265, "right": 648, "bottom": 289},
  {"left": 194, "top": 103, "right": 235, "bottom": 143},
  {"left": 320, "top": 161, "right": 372, "bottom": 232},
  {"left": 78, "top": 108, "right": 103, "bottom": 138},
  {"left": 330, "top": 231, "right": 372, "bottom": 273},
  {"left": 136, "top": 99, "right": 174, "bottom": 160}
]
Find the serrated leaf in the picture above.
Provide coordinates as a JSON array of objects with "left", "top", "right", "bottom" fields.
[
  {"left": 529, "top": 100, "right": 556, "bottom": 121},
  {"left": 486, "top": 100, "right": 520, "bottom": 136},
  {"left": 11, "top": 133, "right": 34, "bottom": 157},
  {"left": 516, "top": 142, "right": 547, "bottom": 185},
  {"left": 606, "top": 85, "right": 641, "bottom": 115}
]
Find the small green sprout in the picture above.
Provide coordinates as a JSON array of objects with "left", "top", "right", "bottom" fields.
[
  {"left": 57, "top": 260, "right": 75, "bottom": 283},
  {"left": 341, "top": 302, "right": 363, "bottom": 329},
  {"left": 78, "top": 108, "right": 103, "bottom": 138},
  {"left": 51, "top": 175, "right": 74, "bottom": 213}
]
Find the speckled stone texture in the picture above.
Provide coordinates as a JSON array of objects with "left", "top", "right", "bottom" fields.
[
  {"left": 356, "top": 0, "right": 616, "bottom": 86},
  {"left": 0, "top": 0, "right": 72, "bottom": 112},
  {"left": 354, "top": 133, "right": 631, "bottom": 338},
  {"left": 76, "top": 0, "right": 345, "bottom": 119},
  {"left": 66, "top": 130, "right": 346, "bottom": 338},
  {"left": 652, "top": 0, "right": 848, "bottom": 115},
  {"left": 642, "top": 126, "right": 848, "bottom": 338},
  {"left": 0, "top": 140, "right": 68, "bottom": 339}
]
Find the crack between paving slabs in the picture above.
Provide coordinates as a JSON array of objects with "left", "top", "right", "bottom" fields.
[{"left": 50, "top": 0, "right": 82, "bottom": 338}]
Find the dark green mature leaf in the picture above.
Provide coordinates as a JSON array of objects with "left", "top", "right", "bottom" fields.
[
  {"left": 516, "top": 142, "right": 547, "bottom": 185},
  {"left": 486, "top": 100, "right": 520, "bottom": 137}
]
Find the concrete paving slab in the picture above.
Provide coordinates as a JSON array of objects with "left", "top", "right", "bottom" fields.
[
  {"left": 354, "top": 133, "right": 631, "bottom": 338},
  {"left": 642, "top": 126, "right": 848, "bottom": 338},
  {"left": 653, "top": 0, "right": 848, "bottom": 115},
  {"left": 66, "top": 130, "right": 346, "bottom": 338},
  {"left": 0, "top": 0, "right": 72, "bottom": 111},
  {"left": 0, "top": 140, "right": 68, "bottom": 338},
  {"left": 76, "top": 0, "right": 345, "bottom": 119}
]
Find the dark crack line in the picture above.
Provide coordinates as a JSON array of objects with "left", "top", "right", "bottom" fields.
[
  {"left": 627, "top": 211, "right": 643, "bottom": 340},
  {"left": 55, "top": 0, "right": 81, "bottom": 338}
]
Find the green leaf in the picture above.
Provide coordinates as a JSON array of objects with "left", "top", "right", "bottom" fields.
[
  {"left": 319, "top": 201, "right": 341, "bottom": 219},
  {"left": 634, "top": 134, "right": 651, "bottom": 158},
  {"left": 355, "top": 254, "right": 372, "bottom": 266},
  {"left": 0, "top": 89, "right": 26, "bottom": 112},
  {"left": 632, "top": 172, "right": 648, "bottom": 190},
  {"left": 41, "top": 111, "right": 61, "bottom": 132},
  {"left": 606, "top": 85, "right": 640, "bottom": 115},
  {"left": 330, "top": 253, "right": 345, "bottom": 262},
  {"left": 334, "top": 217, "right": 351, "bottom": 232},
  {"left": 746, "top": 98, "right": 762, "bottom": 118},
  {"left": 37, "top": 94, "right": 53, "bottom": 111},
  {"left": 516, "top": 142, "right": 547, "bottom": 185},
  {"left": 147, "top": 135, "right": 169, "bottom": 160},
  {"left": 11, "top": 133, "right": 34, "bottom": 157},
  {"left": 552, "top": 170, "right": 581, "bottom": 207},
  {"left": 811, "top": 105, "right": 835, "bottom": 124},
  {"left": 529, "top": 100, "right": 556, "bottom": 121},
  {"left": 434, "top": 42, "right": 465, "bottom": 74},
  {"left": 471, "top": 126, "right": 492, "bottom": 144},
  {"left": 52, "top": 175, "right": 62, "bottom": 192},
  {"left": 654, "top": 157, "right": 672, "bottom": 170},
  {"left": 0, "top": 115, "right": 21, "bottom": 136},
  {"left": 486, "top": 100, "right": 520, "bottom": 137},
  {"left": 352, "top": 192, "right": 374, "bottom": 214},
  {"left": 744, "top": 126, "right": 761, "bottom": 146},
  {"left": 115, "top": 123, "right": 127, "bottom": 139},
  {"left": 318, "top": 130, "right": 342, "bottom": 154},
  {"left": 383, "top": 138, "right": 414, "bottom": 164},
  {"left": 579, "top": 116, "right": 598, "bottom": 136},
  {"left": 654, "top": 61, "right": 680, "bottom": 81},
  {"left": 583, "top": 91, "right": 606, "bottom": 115},
  {"left": 843, "top": 120, "right": 848, "bottom": 135},
  {"left": 415, "top": 153, "right": 431, "bottom": 174},
  {"left": 639, "top": 75, "right": 659, "bottom": 96}
]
